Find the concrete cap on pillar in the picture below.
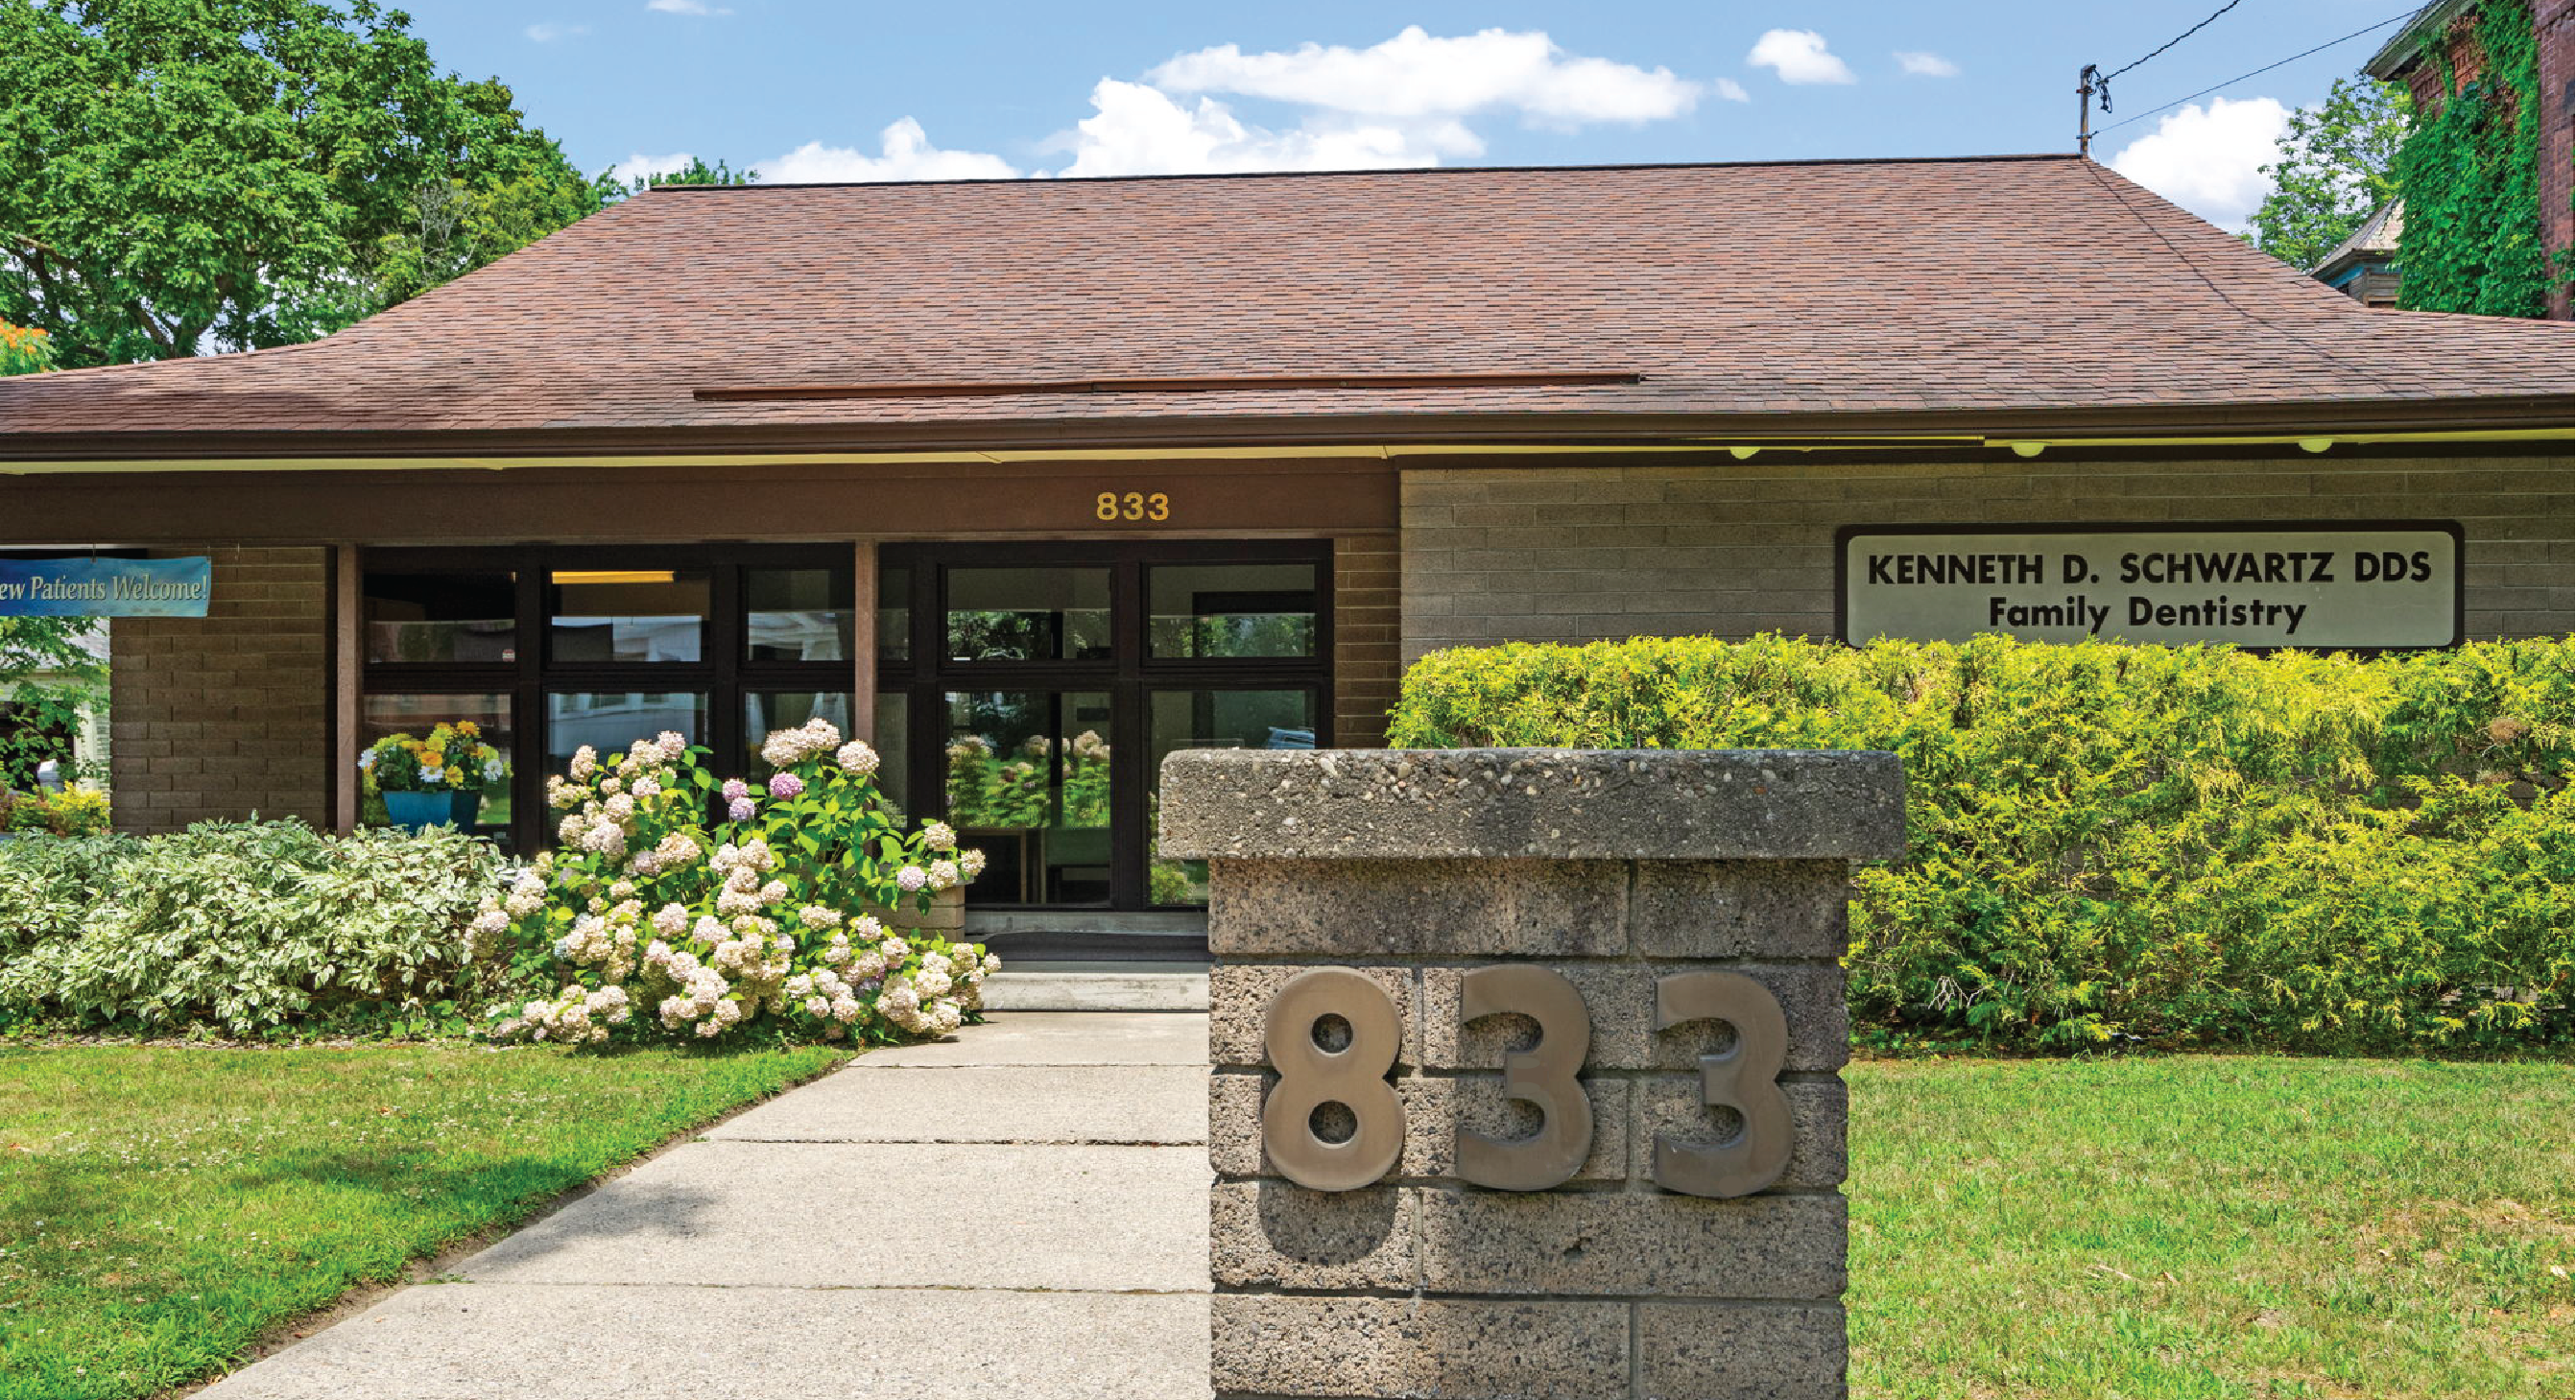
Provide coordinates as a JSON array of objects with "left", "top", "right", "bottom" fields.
[{"left": 1157, "top": 748, "right": 1906, "bottom": 863}]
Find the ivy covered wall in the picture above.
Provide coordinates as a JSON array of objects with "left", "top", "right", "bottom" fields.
[{"left": 2389, "top": 0, "right": 2570, "bottom": 318}]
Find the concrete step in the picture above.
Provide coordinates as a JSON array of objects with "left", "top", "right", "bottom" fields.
[{"left": 979, "top": 969, "right": 1210, "bottom": 1012}]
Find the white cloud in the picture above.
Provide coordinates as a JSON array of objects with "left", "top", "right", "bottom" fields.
[
  {"left": 1747, "top": 30, "right": 1854, "bottom": 85},
  {"left": 647, "top": 0, "right": 731, "bottom": 12},
  {"left": 1713, "top": 77, "right": 1751, "bottom": 103},
  {"left": 758, "top": 119, "right": 1019, "bottom": 183},
  {"left": 608, "top": 151, "right": 698, "bottom": 186},
  {"left": 1054, "top": 78, "right": 1479, "bottom": 178},
  {"left": 1895, "top": 51, "right": 1959, "bottom": 78},
  {"left": 1144, "top": 26, "right": 1701, "bottom": 125},
  {"left": 2109, "top": 96, "right": 2291, "bottom": 230},
  {"left": 524, "top": 21, "right": 587, "bottom": 41}
]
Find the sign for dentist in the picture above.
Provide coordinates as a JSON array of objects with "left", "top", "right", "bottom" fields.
[
  {"left": 1839, "top": 523, "right": 2461, "bottom": 650},
  {"left": 0, "top": 558, "right": 212, "bottom": 617}
]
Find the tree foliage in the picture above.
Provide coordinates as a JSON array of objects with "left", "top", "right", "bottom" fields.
[
  {"left": 0, "top": 619, "right": 107, "bottom": 789},
  {"left": 2246, "top": 77, "right": 2411, "bottom": 272},
  {"left": 0, "top": 0, "right": 614, "bottom": 368},
  {"left": 0, "top": 321, "right": 53, "bottom": 375}
]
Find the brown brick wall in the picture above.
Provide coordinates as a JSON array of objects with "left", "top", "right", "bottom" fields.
[
  {"left": 2540, "top": 0, "right": 2573, "bottom": 320},
  {"left": 1333, "top": 534, "right": 1400, "bottom": 747},
  {"left": 109, "top": 548, "right": 330, "bottom": 834},
  {"left": 1400, "top": 454, "right": 2573, "bottom": 659}
]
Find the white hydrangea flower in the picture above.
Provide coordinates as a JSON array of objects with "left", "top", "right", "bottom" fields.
[
  {"left": 926, "top": 859, "right": 960, "bottom": 890},
  {"left": 834, "top": 741, "right": 880, "bottom": 775},
  {"left": 919, "top": 821, "right": 957, "bottom": 851}
]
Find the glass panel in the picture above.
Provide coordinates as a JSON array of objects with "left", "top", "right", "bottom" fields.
[
  {"left": 548, "top": 568, "right": 710, "bottom": 663},
  {"left": 1148, "top": 563, "right": 1319, "bottom": 658},
  {"left": 943, "top": 690, "right": 1112, "bottom": 906},
  {"left": 944, "top": 567, "right": 1111, "bottom": 662},
  {"left": 365, "top": 572, "right": 516, "bottom": 664},
  {"left": 1149, "top": 689, "right": 1315, "bottom": 905},
  {"left": 744, "top": 691, "right": 854, "bottom": 777},
  {"left": 545, "top": 693, "right": 707, "bottom": 783},
  {"left": 746, "top": 567, "right": 852, "bottom": 662},
  {"left": 878, "top": 563, "right": 911, "bottom": 662},
  {"left": 360, "top": 692, "right": 515, "bottom": 845},
  {"left": 873, "top": 692, "right": 908, "bottom": 815}
]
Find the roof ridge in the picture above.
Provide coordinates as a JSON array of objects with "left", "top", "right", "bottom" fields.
[{"left": 646, "top": 151, "right": 2087, "bottom": 193}]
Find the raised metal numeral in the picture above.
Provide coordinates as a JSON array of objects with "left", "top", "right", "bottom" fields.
[
  {"left": 1652, "top": 971, "right": 1792, "bottom": 1198},
  {"left": 1455, "top": 965, "right": 1592, "bottom": 1191},
  {"left": 1262, "top": 968, "right": 1404, "bottom": 1192}
]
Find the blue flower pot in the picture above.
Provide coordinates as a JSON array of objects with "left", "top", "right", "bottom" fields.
[{"left": 384, "top": 790, "right": 480, "bottom": 833}]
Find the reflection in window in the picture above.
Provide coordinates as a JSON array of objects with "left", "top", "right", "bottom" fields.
[
  {"left": 745, "top": 691, "right": 854, "bottom": 776},
  {"left": 366, "top": 573, "right": 517, "bottom": 664},
  {"left": 548, "top": 569, "right": 710, "bottom": 662},
  {"left": 1148, "top": 689, "right": 1315, "bottom": 905},
  {"left": 874, "top": 692, "right": 908, "bottom": 815},
  {"left": 943, "top": 691, "right": 1112, "bottom": 906},
  {"left": 362, "top": 693, "right": 516, "bottom": 844},
  {"left": 1147, "top": 563, "right": 1318, "bottom": 658},
  {"left": 746, "top": 569, "right": 851, "bottom": 662},
  {"left": 944, "top": 568, "right": 1111, "bottom": 662},
  {"left": 878, "top": 563, "right": 911, "bottom": 662},
  {"left": 546, "top": 693, "right": 707, "bottom": 775}
]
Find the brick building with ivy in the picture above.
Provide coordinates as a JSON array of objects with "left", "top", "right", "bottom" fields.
[{"left": 2367, "top": 0, "right": 2575, "bottom": 320}]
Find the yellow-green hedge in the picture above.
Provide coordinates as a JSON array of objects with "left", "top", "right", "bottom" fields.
[{"left": 1390, "top": 634, "right": 2572, "bottom": 1053}]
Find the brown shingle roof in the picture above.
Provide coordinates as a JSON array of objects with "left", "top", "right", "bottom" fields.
[{"left": 1, "top": 154, "right": 2565, "bottom": 456}]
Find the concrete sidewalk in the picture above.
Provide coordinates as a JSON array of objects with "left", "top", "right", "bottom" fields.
[{"left": 200, "top": 1012, "right": 1214, "bottom": 1400}]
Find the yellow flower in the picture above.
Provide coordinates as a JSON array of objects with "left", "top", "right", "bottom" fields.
[{"left": 456, "top": 721, "right": 480, "bottom": 737}]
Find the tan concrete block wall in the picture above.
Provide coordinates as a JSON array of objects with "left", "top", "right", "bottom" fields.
[
  {"left": 108, "top": 547, "right": 330, "bottom": 834},
  {"left": 1333, "top": 533, "right": 1399, "bottom": 747},
  {"left": 1401, "top": 454, "right": 2574, "bottom": 658},
  {"left": 1205, "top": 859, "right": 1850, "bottom": 1399}
]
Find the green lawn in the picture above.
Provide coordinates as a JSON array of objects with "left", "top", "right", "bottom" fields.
[
  {"left": 0, "top": 1041, "right": 847, "bottom": 1400},
  {"left": 1849, "top": 1056, "right": 2571, "bottom": 1400},
  {"left": 0, "top": 1049, "right": 2561, "bottom": 1400}
]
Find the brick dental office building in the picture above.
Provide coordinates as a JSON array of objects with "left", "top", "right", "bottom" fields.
[{"left": 0, "top": 154, "right": 2567, "bottom": 958}]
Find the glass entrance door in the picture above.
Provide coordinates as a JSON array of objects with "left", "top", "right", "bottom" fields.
[{"left": 880, "top": 541, "right": 1332, "bottom": 914}]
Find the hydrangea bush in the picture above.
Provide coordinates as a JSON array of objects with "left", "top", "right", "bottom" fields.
[{"left": 480, "top": 718, "right": 996, "bottom": 1046}]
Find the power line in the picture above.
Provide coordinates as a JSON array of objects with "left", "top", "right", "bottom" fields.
[
  {"left": 2103, "top": 0, "right": 2246, "bottom": 83},
  {"left": 2091, "top": 8, "right": 2421, "bottom": 140}
]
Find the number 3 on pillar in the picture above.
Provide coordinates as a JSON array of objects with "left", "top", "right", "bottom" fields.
[
  {"left": 1455, "top": 965, "right": 1591, "bottom": 1191},
  {"left": 1653, "top": 971, "right": 1793, "bottom": 1198}
]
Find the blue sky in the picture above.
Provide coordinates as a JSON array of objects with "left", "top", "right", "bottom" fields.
[{"left": 402, "top": 1, "right": 2420, "bottom": 229}]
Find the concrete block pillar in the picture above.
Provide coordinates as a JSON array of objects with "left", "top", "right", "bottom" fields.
[{"left": 1161, "top": 748, "right": 1906, "bottom": 1400}]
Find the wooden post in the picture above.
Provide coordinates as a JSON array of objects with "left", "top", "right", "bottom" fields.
[
  {"left": 331, "top": 544, "right": 361, "bottom": 832},
  {"left": 851, "top": 540, "right": 877, "bottom": 742}
]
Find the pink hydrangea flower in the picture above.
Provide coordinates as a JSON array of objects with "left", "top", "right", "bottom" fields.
[{"left": 769, "top": 771, "right": 803, "bottom": 799}]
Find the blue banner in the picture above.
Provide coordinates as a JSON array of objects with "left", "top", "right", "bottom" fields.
[{"left": 0, "top": 558, "right": 212, "bottom": 617}]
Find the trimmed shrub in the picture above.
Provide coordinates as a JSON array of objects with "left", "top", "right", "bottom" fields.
[
  {"left": 0, "top": 821, "right": 505, "bottom": 1035},
  {"left": 1390, "top": 634, "right": 2571, "bottom": 1053}
]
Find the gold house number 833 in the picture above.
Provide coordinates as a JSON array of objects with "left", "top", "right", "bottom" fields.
[
  {"left": 1259, "top": 966, "right": 1792, "bottom": 1198},
  {"left": 1094, "top": 491, "right": 1171, "bottom": 522}
]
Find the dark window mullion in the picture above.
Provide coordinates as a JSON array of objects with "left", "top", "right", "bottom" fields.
[{"left": 1109, "top": 557, "right": 1147, "bottom": 910}]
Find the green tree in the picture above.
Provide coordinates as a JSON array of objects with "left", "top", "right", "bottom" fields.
[
  {"left": 2245, "top": 76, "right": 2412, "bottom": 271},
  {"left": 0, "top": 619, "right": 105, "bottom": 790},
  {"left": 0, "top": 322, "right": 53, "bottom": 375},
  {"left": 0, "top": 0, "right": 613, "bottom": 368},
  {"left": 624, "top": 156, "right": 760, "bottom": 194}
]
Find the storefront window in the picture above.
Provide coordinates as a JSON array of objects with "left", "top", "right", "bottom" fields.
[
  {"left": 548, "top": 568, "right": 710, "bottom": 662},
  {"left": 873, "top": 692, "right": 908, "bottom": 814},
  {"left": 746, "top": 569, "right": 851, "bottom": 662},
  {"left": 361, "top": 693, "right": 515, "bottom": 842},
  {"left": 1147, "top": 563, "right": 1319, "bottom": 658},
  {"left": 546, "top": 692, "right": 707, "bottom": 774},
  {"left": 1147, "top": 688, "right": 1315, "bottom": 905},
  {"left": 945, "top": 567, "right": 1112, "bottom": 661},
  {"left": 365, "top": 572, "right": 516, "bottom": 664},
  {"left": 878, "top": 563, "right": 911, "bottom": 662},
  {"left": 943, "top": 690, "right": 1112, "bottom": 906},
  {"left": 745, "top": 691, "right": 854, "bottom": 776}
]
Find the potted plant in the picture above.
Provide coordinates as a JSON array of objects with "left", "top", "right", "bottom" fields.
[{"left": 362, "top": 723, "right": 507, "bottom": 833}]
